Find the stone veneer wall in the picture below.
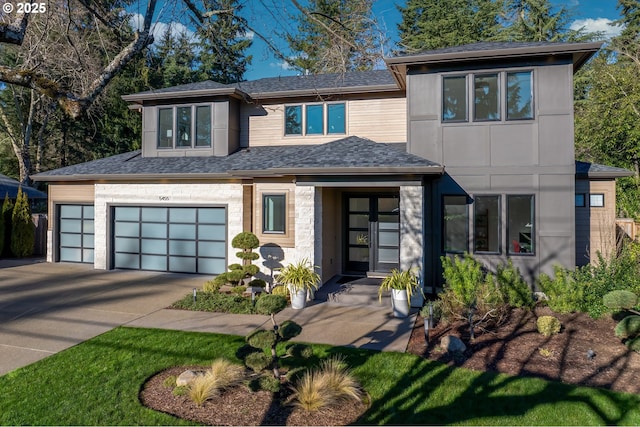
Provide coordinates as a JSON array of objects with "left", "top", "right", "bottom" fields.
[
  {"left": 400, "top": 185, "right": 424, "bottom": 276},
  {"left": 93, "top": 183, "right": 244, "bottom": 270}
]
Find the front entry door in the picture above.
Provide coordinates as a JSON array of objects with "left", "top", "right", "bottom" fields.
[{"left": 345, "top": 195, "right": 400, "bottom": 274}]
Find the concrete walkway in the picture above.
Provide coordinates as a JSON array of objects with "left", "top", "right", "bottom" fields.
[{"left": 0, "top": 260, "right": 415, "bottom": 376}]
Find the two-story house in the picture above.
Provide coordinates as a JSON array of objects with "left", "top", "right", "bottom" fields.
[{"left": 33, "top": 41, "right": 630, "bottom": 292}]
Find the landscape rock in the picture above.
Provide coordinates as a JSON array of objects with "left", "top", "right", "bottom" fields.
[
  {"left": 440, "top": 335, "right": 466, "bottom": 353},
  {"left": 176, "top": 369, "right": 204, "bottom": 387}
]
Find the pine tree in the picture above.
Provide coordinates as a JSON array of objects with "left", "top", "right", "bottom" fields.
[
  {"left": 397, "top": 0, "right": 501, "bottom": 52},
  {"left": 196, "top": 0, "right": 252, "bottom": 84},
  {"left": 1, "top": 193, "right": 13, "bottom": 257},
  {"left": 10, "top": 187, "right": 34, "bottom": 257},
  {"left": 502, "top": 0, "right": 587, "bottom": 42},
  {"left": 285, "top": 0, "right": 383, "bottom": 74}
]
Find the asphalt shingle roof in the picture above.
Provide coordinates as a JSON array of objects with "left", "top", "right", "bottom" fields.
[
  {"left": 0, "top": 174, "right": 47, "bottom": 199},
  {"left": 575, "top": 161, "right": 633, "bottom": 178},
  {"left": 33, "top": 137, "right": 442, "bottom": 180},
  {"left": 395, "top": 41, "right": 569, "bottom": 58}
]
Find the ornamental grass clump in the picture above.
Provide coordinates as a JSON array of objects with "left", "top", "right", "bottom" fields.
[
  {"left": 188, "top": 359, "right": 245, "bottom": 405},
  {"left": 290, "top": 356, "right": 363, "bottom": 412}
]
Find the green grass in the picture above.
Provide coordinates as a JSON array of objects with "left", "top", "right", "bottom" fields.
[{"left": 1, "top": 327, "right": 639, "bottom": 425}]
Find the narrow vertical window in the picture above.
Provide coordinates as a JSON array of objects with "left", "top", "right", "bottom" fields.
[
  {"left": 285, "top": 105, "right": 302, "bottom": 135},
  {"left": 474, "top": 195, "right": 500, "bottom": 253},
  {"left": 474, "top": 74, "right": 500, "bottom": 121},
  {"left": 176, "top": 106, "right": 192, "bottom": 147},
  {"left": 507, "top": 71, "right": 533, "bottom": 120},
  {"left": 158, "top": 108, "right": 174, "bottom": 148},
  {"left": 263, "top": 194, "right": 286, "bottom": 233},
  {"left": 195, "top": 105, "right": 212, "bottom": 147},
  {"left": 306, "top": 104, "right": 324, "bottom": 135},
  {"left": 508, "top": 195, "right": 534, "bottom": 254},
  {"left": 443, "top": 75, "right": 467, "bottom": 122},
  {"left": 443, "top": 196, "right": 468, "bottom": 253},
  {"left": 327, "top": 103, "right": 346, "bottom": 134}
]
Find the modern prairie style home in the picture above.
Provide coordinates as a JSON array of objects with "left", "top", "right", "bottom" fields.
[{"left": 33, "top": 41, "right": 631, "bottom": 291}]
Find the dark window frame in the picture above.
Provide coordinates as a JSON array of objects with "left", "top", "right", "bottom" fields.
[
  {"left": 442, "top": 195, "right": 469, "bottom": 254},
  {"left": 284, "top": 102, "right": 347, "bottom": 136},
  {"left": 157, "top": 104, "right": 213, "bottom": 149},
  {"left": 506, "top": 70, "right": 534, "bottom": 121},
  {"left": 507, "top": 194, "right": 535, "bottom": 256},
  {"left": 262, "top": 193, "right": 287, "bottom": 234},
  {"left": 473, "top": 195, "right": 501, "bottom": 254},
  {"left": 442, "top": 75, "right": 468, "bottom": 123},
  {"left": 473, "top": 73, "right": 501, "bottom": 122},
  {"left": 589, "top": 193, "right": 605, "bottom": 208}
]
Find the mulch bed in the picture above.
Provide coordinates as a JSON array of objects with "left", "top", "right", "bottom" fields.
[
  {"left": 406, "top": 305, "right": 640, "bottom": 394},
  {"left": 140, "top": 366, "right": 368, "bottom": 426}
]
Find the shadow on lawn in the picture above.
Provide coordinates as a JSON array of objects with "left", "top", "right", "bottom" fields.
[{"left": 330, "top": 347, "right": 640, "bottom": 426}]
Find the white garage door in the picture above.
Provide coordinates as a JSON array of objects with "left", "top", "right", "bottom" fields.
[
  {"left": 58, "top": 204, "right": 95, "bottom": 263},
  {"left": 112, "top": 206, "right": 226, "bottom": 274}
]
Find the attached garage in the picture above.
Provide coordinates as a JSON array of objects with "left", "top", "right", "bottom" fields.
[
  {"left": 112, "top": 206, "right": 227, "bottom": 274},
  {"left": 58, "top": 204, "right": 95, "bottom": 264}
]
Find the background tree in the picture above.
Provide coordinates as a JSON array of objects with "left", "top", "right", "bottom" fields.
[
  {"left": 195, "top": 0, "right": 252, "bottom": 83},
  {"left": 1, "top": 193, "right": 13, "bottom": 257},
  {"left": 10, "top": 187, "right": 33, "bottom": 257},
  {"left": 397, "top": 0, "right": 501, "bottom": 52},
  {"left": 501, "top": 0, "right": 588, "bottom": 42},
  {"left": 285, "top": 0, "right": 384, "bottom": 74}
]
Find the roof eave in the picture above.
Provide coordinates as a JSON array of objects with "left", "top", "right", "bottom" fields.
[
  {"left": 231, "top": 166, "right": 444, "bottom": 176},
  {"left": 121, "top": 88, "right": 248, "bottom": 104},
  {"left": 31, "top": 172, "right": 233, "bottom": 182}
]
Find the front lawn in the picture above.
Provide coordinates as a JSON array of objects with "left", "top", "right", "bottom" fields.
[{"left": 0, "top": 327, "right": 639, "bottom": 425}]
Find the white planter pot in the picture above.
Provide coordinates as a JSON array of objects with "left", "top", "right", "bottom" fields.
[
  {"left": 290, "top": 288, "right": 308, "bottom": 309},
  {"left": 391, "top": 289, "right": 410, "bottom": 318}
]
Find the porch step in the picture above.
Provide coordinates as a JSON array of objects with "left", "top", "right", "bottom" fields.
[{"left": 316, "top": 276, "right": 386, "bottom": 307}]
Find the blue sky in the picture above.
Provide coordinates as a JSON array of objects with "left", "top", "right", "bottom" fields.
[{"left": 138, "top": 0, "right": 623, "bottom": 81}]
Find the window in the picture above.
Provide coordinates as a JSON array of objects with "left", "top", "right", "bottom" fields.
[
  {"left": 474, "top": 196, "right": 500, "bottom": 253},
  {"left": 443, "top": 76, "right": 467, "bottom": 122},
  {"left": 507, "top": 71, "right": 533, "bottom": 120},
  {"left": 285, "top": 103, "right": 346, "bottom": 136},
  {"left": 157, "top": 105, "right": 211, "bottom": 149},
  {"left": 508, "top": 195, "right": 534, "bottom": 254},
  {"left": 474, "top": 74, "right": 500, "bottom": 121},
  {"left": 590, "top": 193, "right": 604, "bottom": 207},
  {"left": 443, "top": 196, "right": 468, "bottom": 253},
  {"left": 263, "top": 194, "right": 286, "bottom": 233},
  {"left": 575, "top": 194, "right": 586, "bottom": 207},
  {"left": 327, "top": 103, "right": 346, "bottom": 134},
  {"left": 443, "top": 70, "right": 533, "bottom": 122}
]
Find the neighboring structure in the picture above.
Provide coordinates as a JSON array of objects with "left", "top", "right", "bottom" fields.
[
  {"left": 33, "top": 41, "right": 626, "bottom": 290},
  {"left": 0, "top": 174, "right": 48, "bottom": 210}
]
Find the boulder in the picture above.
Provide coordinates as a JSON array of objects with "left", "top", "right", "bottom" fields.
[
  {"left": 176, "top": 369, "right": 204, "bottom": 387},
  {"left": 440, "top": 335, "right": 466, "bottom": 353}
]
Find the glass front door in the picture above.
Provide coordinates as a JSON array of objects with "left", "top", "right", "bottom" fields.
[{"left": 345, "top": 195, "right": 400, "bottom": 274}]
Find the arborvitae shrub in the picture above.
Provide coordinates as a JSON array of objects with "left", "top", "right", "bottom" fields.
[
  {"left": 1, "top": 194, "right": 13, "bottom": 256},
  {"left": 10, "top": 188, "right": 34, "bottom": 257},
  {"left": 536, "top": 315, "right": 561, "bottom": 337}
]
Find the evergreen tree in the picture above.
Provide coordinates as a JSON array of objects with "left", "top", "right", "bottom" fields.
[
  {"left": 285, "top": 0, "right": 383, "bottom": 74},
  {"left": 0, "top": 193, "right": 4, "bottom": 257},
  {"left": 10, "top": 188, "right": 34, "bottom": 257},
  {"left": 154, "top": 29, "right": 198, "bottom": 88},
  {"left": 397, "top": 0, "right": 501, "bottom": 52},
  {"left": 502, "top": 0, "right": 588, "bottom": 42},
  {"left": 2, "top": 193, "right": 14, "bottom": 257},
  {"left": 196, "top": 0, "right": 252, "bottom": 84}
]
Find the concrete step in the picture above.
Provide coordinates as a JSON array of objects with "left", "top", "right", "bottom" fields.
[{"left": 316, "top": 276, "right": 386, "bottom": 307}]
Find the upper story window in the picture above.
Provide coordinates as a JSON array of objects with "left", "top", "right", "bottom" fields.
[
  {"left": 443, "top": 70, "right": 533, "bottom": 123},
  {"left": 157, "top": 105, "right": 212, "bottom": 149},
  {"left": 284, "top": 102, "right": 346, "bottom": 136}
]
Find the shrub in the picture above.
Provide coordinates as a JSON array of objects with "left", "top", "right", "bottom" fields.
[
  {"left": 243, "top": 264, "right": 260, "bottom": 277},
  {"left": 286, "top": 343, "right": 313, "bottom": 359},
  {"left": 229, "top": 263, "right": 243, "bottom": 271},
  {"left": 203, "top": 279, "right": 222, "bottom": 293},
  {"left": 249, "top": 278, "right": 267, "bottom": 288},
  {"left": 290, "top": 356, "right": 363, "bottom": 412},
  {"left": 10, "top": 188, "right": 34, "bottom": 257},
  {"left": 614, "top": 315, "right": 640, "bottom": 339},
  {"left": 1, "top": 194, "right": 13, "bottom": 257},
  {"left": 172, "top": 386, "right": 188, "bottom": 396},
  {"left": 258, "top": 374, "right": 281, "bottom": 392},
  {"left": 537, "top": 266, "right": 583, "bottom": 313},
  {"left": 495, "top": 259, "right": 533, "bottom": 308},
  {"left": 603, "top": 290, "right": 638, "bottom": 311},
  {"left": 536, "top": 315, "right": 561, "bottom": 337},
  {"left": 171, "top": 291, "right": 255, "bottom": 314},
  {"left": 245, "top": 351, "right": 271, "bottom": 372},
  {"left": 255, "top": 294, "right": 287, "bottom": 315},
  {"left": 271, "top": 285, "right": 290, "bottom": 298},
  {"left": 232, "top": 231, "right": 260, "bottom": 264},
  {"left": 163, "top": 376, "right": 177, "bottom": 388},
  {"left": 230, "top": 286, "right": 247, "bottom": 295}
]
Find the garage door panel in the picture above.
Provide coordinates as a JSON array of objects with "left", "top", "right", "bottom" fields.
[
  {"left": 112, "top": 206, "right": 226, "bottom": 274},
  {"left": 58, "top": 204, "right": 94, "bottom": 264}
]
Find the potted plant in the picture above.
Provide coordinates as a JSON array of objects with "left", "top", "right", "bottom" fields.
[
  {"left": 276, "top": 258, "right": 320, "bottom": 309},
  {"left": 378, "top": 269, "right": 421, "bottom": 318}
]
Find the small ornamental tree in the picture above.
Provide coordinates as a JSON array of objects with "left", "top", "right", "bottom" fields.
[
  {"left": 243, "top": 294, "right": 304, "bottom": 379},
  {"left": 603, "top": 290, "right": 640, "bottom": 353},
  {"left": 11, "top": 188, "right": 35, "bottom": 257},
  {"left": 2, "top": 193, "right": 14, "bottom": 257},
  {"left": 232, "top": 231, "right": 260, "bottom": 280}
]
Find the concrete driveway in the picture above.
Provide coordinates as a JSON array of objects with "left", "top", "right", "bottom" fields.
[{"left": 0, "top": 259, "right": 203, "bottom": 376}]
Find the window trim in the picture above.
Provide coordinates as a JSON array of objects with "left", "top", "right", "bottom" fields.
[
  {"left": 507, "top": 194, "right": 535, "bottom": 256},
  {"left": 253, "top": 184, "right": 295, "bottom": 248},
  {"left": 284, "top": 102, "right": 347, "bottom": 137},
  {"left": 589, "top": 193, "right": 605, "bottom": 208},
  {"left": 157, "top": 104, "right": 213, "bottom": 149},
  {"left": 262, "top": 193, "right": 287, "bottom": 234}
]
